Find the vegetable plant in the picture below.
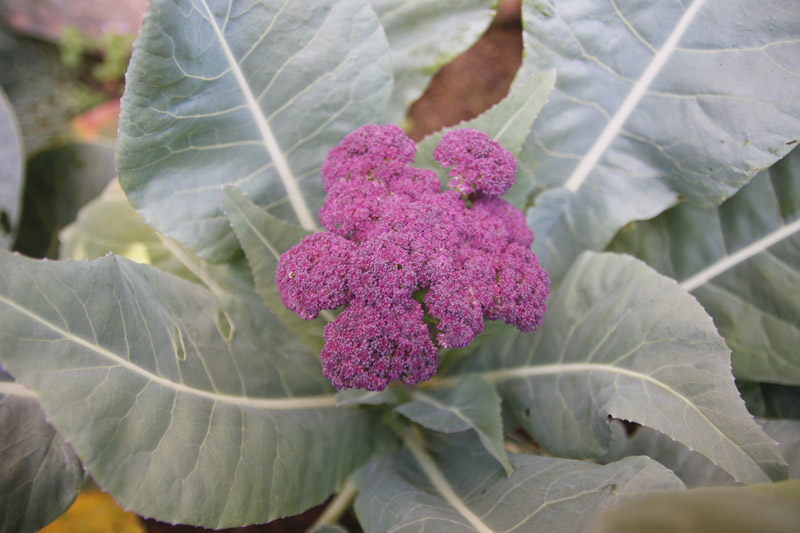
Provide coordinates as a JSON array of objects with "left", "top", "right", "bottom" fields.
[{"left": 1, "top": 1, "right": 800, "bottom": 532}]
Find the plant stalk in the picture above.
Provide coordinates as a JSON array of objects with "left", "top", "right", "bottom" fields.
[{"left": 310, "top": 479, "right": 358, "bottom": 530}]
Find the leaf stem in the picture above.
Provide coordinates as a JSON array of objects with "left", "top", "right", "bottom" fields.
[
  {"left": 310, "top": 479, "right": 358, "bottom": 530},
  {"left": 0, "top": 381, "right": 38, "bottom": 399},
  {"left": 158, "top": 235, "right": 225, "bottom": 295},
  {"left": 403, "top": 432, "right": 494, "bottom": 533}
]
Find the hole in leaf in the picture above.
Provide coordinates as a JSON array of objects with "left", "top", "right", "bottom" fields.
[
  {"left": 170, "top": 323, "right": 186, "bottom": 362},
  {"left": 216, "top": 308, "right": 235, "bottom": 342}
]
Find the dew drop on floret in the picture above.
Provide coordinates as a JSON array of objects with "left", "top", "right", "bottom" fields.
[{"left": 276, "top": 124, "right": 549, "bottom": 390}]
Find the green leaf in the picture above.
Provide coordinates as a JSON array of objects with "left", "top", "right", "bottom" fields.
[
  {"left": 0, "top": 370, "right": 85, "bottom": 533},
  {"left": 371, "top": 0, "right": 497, "bottom": 123},
  {"left": 116, "top": 0, "right": 392, "bottom": 262},
  {"left": 740, "top": 382, "right": 800, "bottom": 420},
  {"left": 609, "top": 147, "right": 800, "bottom": 385},
  {"left": 59, "top": 179, "right": 208, "bottom": 281},
  {"left": 396, "top": 374, "right": 512, "bottom": 475},
  {"left": 13, "top": 143, "right": 115, "bottom": 258},
  {"left": 602, "top": 420, "right": 736, "bottom": 489},
  {"left": 222, "top": 185, "right": 326, "bottom": 353},
  {"left": 518, "top": 0, "right": 800, "bottom": 279},
  {"left": 0, "top": 87, "right": 23, "bottom": 250},
  {"left": 353, "top": 431, "right": 684, "bottom": 533},
  {"left": 604, "top": 417, "right": 800, "bottom": 487},
  {"left": 336, "top": 387, "right": 407, "bottom": 407},
  {"left": 442, "top": 252, "right": 787, "bottom": 484},
  {"left": 0, "top": 251, "right": 384, "bottom": 528},
  {"left": 592, "top": 479, "right": 800, "bottom": 533},
  {"left": 761, "top": 419, "right": 800, "bottom": 480},
  {"left": 415, "top": 70, "right": 557, "bottom": 189},
  {"left": 603, "top": 417, "right": 800, "bottom": 487},
  {"left": 57, "top": 180, "right": 278, "bottom": 328}
]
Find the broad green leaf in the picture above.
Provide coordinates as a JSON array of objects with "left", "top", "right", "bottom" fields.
[
  {"left": 116, "top": 0, "right": 392, "bottom": 262},
  {"left": 336, "top": 387, "right": 407, "bottom": 407},
  {"left": 740, "top": 382, "right": 800, "bottom": 420},
  {"left": 0, "top": 87, "right": 23, "bottom": 250},
  {"left": 14, "top": 143, "right": 114, "bottom": 258},
  {"left": 602, "top": 420, "right": 736, "bottom": 489},
  {"left": 58, "top": 180, "right": 276, "bottom": 323},
  {"left": 609, "top": 147, "right": 800, "bottom": 385},
  {"left": 353, "top": 431, "right": 684, "bottom": 533},
  {"left": 222, "top": 186, "right": 326, "bottom": 353},
  {"left": 441, "top": 252, "right": 787, "bottom": 484},
  {"left": 762, "top": 419, "right": 800, "bottom": 479},
  {"left": 371, "top": 0, "right": 496, "bottom": 123},
  {"left": 0, "top": 251, "right": 384, "bottom": 528},
  {"left": 60, "top": 179, "right": 209, "bottom": 282},
  {"left": 0, "top": 370, "right": 85, "bottom": 533},
  {"left": 518, "top": 0, "right": 800, "bottom": 279},
  {"left": 415, "top": 70, "right": 557, "bottom": 189},
  {"left": 396, "top": 374, "right": 512, "bottom": 475},
  {"left": 592, "top": 479, "right": 800, "bottom": 533},
  {"left": 604, "top": 418, "right": 800, "bottom": 486}
]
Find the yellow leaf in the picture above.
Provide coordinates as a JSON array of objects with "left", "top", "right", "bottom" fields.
[{"left": 39, "top": 490, "right": 145, "bottom": 533}]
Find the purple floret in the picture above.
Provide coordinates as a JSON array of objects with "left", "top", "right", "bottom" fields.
[
  {"left": 425, "top": 248, "right": 495, "bottom": 348},
  {"left": 320, "top": 301, "right": 437, "bottom": 391},
  {"left": 470, "top": 196, "right": 534, "bottom": 249},
  {"left": 318, "top": 177, "right": 387, "bottom": 241},
  {"left": 275, "top": 232, "right": 355, "bottom": 319},
  {"left": 434, "top": 129, "right": 516, "bottom": 197},
  {"left": 274, "top": 123, "right": 549, "bottom": 391},
  {"left": 349, "top": 232, "right": 420, "bottom": 303},
  {"left": 320, "top": 123, "right": 417, "bottom": 191},
  {"left": 486, "top": 243, "right": 550, "bottom": 332}
]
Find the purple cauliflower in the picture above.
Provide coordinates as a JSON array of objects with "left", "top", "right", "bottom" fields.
[{"left": 276, "top": 125, "right": 549, "bottom": 391}]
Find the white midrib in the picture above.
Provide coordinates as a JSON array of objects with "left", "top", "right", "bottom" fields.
[
  {"left": 404, "top": 434, "right": 495, "bottom": 533},
  {"left": 562, "top": 0, "right": 708, "bottom": 192},
  {"left": 680, "top": 218, "right": 800, "bottom": 291},
  {"left": 0, "top": 293, "right": 337, "bottom": 410},
  {"left": 200, "top": 1, "right": 318, "bottom": 231},
  {"left": 0, "top": 381, "right": 38, "bottom": 399}
]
